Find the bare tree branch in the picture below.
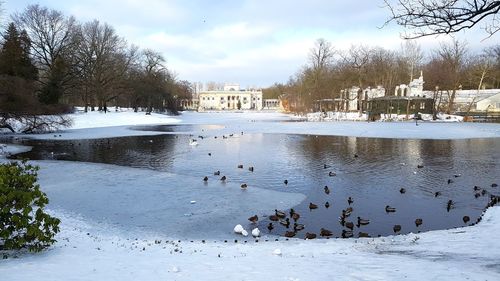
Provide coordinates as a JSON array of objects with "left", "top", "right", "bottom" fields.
[{"left": 383, "top": 0, "right": 500, "bottom": 39}]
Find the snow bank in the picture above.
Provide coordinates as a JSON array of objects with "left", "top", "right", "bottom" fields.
[
  {"left": 307, "top": 111, "right": 368, "bottom": 121},
  {"left": 2, "top": 206, "right": 499, "bottom": 280}
]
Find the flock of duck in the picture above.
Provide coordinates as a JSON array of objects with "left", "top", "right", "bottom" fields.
[{"left": 195, "top": 134, "right": 499, "bottom": 240}]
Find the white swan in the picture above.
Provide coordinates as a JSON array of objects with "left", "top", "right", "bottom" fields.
[{"left": 189, "top": 139, "right": 198, "bottom": 146}]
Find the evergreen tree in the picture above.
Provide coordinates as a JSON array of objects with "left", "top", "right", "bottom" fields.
[
  {"left": 0, "top": 22, "right": 38, "bottom": 80},
  {"left": 38, "top": 56, "right": 66, "bottom": 105}
]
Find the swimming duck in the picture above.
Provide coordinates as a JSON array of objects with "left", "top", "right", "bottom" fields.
[
  {"left": 240, "top": 183, "right": 248, "bottom": 189},
  {"left": 293, "top": 223, "right": 304, "bottom": 231},
  {"left": 325, "top": 202, "right": 330, "bottom": 208},
  {"left": 237, "top": 164, "right": 243, "bottom": 169},
  {"left": 267, "top": 222, "right": 274, "bottom": 231},
  {"left": 342, "top": 230, "right": 353, "bottom": 238},
  {"left": 448, "top": 179, "right": 453, "bottom": 184},
  {"left": 446, "top": 200, "right": 454, "bottom": 211},
  {"left": 189, "top": 139, "right": 198, "bottom": 146},
  {"left": 417, "top": 164, "right": 424, "bottom": 168},
  {"left": 284, "top": 179, "right": 288, "bottom": 185},
  {"left": 492, "top": 183, "right": 498, "bottom": 187},
  {"left": 280, "top": 218, "right": 290, "bottom": 228},
  {"left": 474, "top": 186, "right": 481, "bottom": 191},
  {"left": 400, "top": 188, "right": 406, "bottom": 194},
  {"left": 305, "top": 232, "right": 317, "bottom": 239},
  {"left": 347, "top": 197, "right": 354, "bottom": 205},
  {"left": 320, "top": 228, "right": 333, "bottom": 237},
  {"left": 385, "top": 205, "right": 396, "bottom": 213},
  {"left": 220, "top": 175, "right": 227, "bottom": 181},
  {"left": 358, "top": 232, "right": 370, "bottom": 238},
  {"left": 248, "top": 215, "right": 258, "bottom": 224},
  {"left": 345, "top": 221, "right": 354, "bottom": 230},
  {"left": 275, "top": 209, "right": 286, "bottom": 218},
  {"left": 248, "top": 166, "right": 254, "bottom": 172},
  {"left": 354, "top": 154, "right": 359, "bottom": 158},
  {"left": 292, "top": 212, "right": 300, "bottom": 222},
  {"left": 434, "top": 191, "right": 441, "bottom": 197},
  {"left": 343, "top": 207, "right": 353, "bottom": 217},
  {"left": 393, "top": 224, "right": 402, "bottom": 233},
  {"left": 284, "top": 231, "right": 296, "bottom": 238},
  {"left": 357, "top": 217, "right": 370, "bottom": 226},
  {"left": 462, "top": 216, "right": 470, "bottom": 224},
  {"left": 203, "top": 176, "right": 208, "bottom": 182},
  {"left": 324, "top": 186, "right": 330, "bottom": 194},
  {"left": 269, "top": 215, "right": 279, "bottom": 222},
  {"left": 323, "top": 164, "right": 331, "bottom": 169},
  {"left": 328, "top": 171, "right": 336, "bottom": 177},
  {"left": 309, "top": 202, "right": 318, "bottom": 210},
  {"left": 214, "top": 171, "right": 220, "bottom": 176},
  {"left": 415, "top": 218, "right": 423, "bottom": 227}
]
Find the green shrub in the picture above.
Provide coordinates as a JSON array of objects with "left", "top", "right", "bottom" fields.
[{"left": 0, "top": 160, "right": 60, "bottom": 252}]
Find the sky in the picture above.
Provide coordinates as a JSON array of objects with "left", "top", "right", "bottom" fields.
[{"left": 1, "top": 0, "right": 495, "bottom": 88}]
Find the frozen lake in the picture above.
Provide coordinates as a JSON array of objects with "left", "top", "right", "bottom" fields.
[{"left": 10, "top": 121, "right": 500, "bottom": 239}]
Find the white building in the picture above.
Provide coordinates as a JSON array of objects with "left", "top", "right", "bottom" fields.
[
  {"left": 198, "top": 84, "right": 263, "bottom": 111},
  {"left": 395, "top": 71, "right": 425, "bottom": 97}
]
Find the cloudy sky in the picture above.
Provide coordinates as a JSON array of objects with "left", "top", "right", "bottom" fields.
[{"left": 2, "top": 0, "right": 492, "bottom": 88}]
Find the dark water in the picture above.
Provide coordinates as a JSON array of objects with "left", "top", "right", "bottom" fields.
[{"left": 8, "top": 125, "right": 500, "bottom": 239}]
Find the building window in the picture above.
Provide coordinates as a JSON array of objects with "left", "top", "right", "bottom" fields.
[
  {"left": 420, "top": 102, "right": 425, "bottom": 109},
  {"left": 203, "top": 97, "right": 206, "bottom": 100}
]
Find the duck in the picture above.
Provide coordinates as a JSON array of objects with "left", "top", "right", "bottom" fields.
[
  {"left": 323, "top": 164, "right": 331, "bottom": 169},
  {"left": 358, "top": 232, "right": 370, "bottom": 238},
  {"left": 251, "top": 228, "right": 260, "bottom": 238},
  {"left": 220, "top": 175, "right": 227, "bottom": 181},
  {"left": 305, "top": 232, "right": 317, "bottom": 239},
  {"left": 474, "top": 186, "right": 481, "bottom": 191},
  {"left": 267, "top": 222, "right": 274, "bottom": 231},
  {"left": 417, "top": 164, "right": 424, "bottom": 168},
  {"left": 325, "top": 202, "right": 330, "bottom": 208},
  {"left": 284, "top": 179, "right": 288, "bottom": 185},
  {"left": 214, "top": 171, "right": 220, "bottom": 176},
  {"left": 342, "top": 229, "right": 353, "bottom": 238},
  {"left": 275, "top": 209, "right": 286, "bottom": 218},
  {"left": 280, "top": 218, "right": 291, "bottom": 228},
  {"left": 448, "top": 179, "right": 453, "bottom": 184},
  {"left": 434, "top": 191, "right": 441, "bottom": 197},
  {"left": 237, "top": 164, "right": 243, "bottom": 169},
  {"left": 347, "top": 197, "right": 354, "bottom": 205},
  {"left": 291, "top": 212, "right": 300, "bottom": 222},
  {"left": 293, "top": 223, "right": 305, "bottom": 231},
  {"left": 492, "top": 183, "right": 498, "bottom": 187},
  {"left": 393, "top": 224, "right": 402, "bottom": 233},
  {"left": 248, "top": 215, "right": 258, "bottom": 224},
  {"left": 454, "top": 174, "right": 461, "bottom": 178},
  {"left": 248, "top": 166, "right": 254, "bottom": 172},
  {"left": 357, "top": 216, "right": 370, "bottom": 226},
  {"left": 284, "top": 231, "right": 296, "bottom": 238},
  {"left": 462, "top": 216, "right": 470, "bottom": 224},
  {"left": 309, "top": 202, "right": 318, "bottom": 210},
  {"left": 400, "top": 188, "right": 406, "bottom": 194},
  {"left": 240, "top": 183, "right": 248, "bottom": 189},
  {"left": 269, "top": 215, "right": 279, "bottom": 222},
  {"left": 328, "top": 171, "right": 336, "bottom": 177},
  {"left": 354, "top": 154, "right": 359, "bottom": 158},
  {"left": 203, "top": 176, "right": 208, "bottom": 182},
  {"left": 343, "top": 207, "right": 353, "bottom": 217},
  {"left": 320, "top": 228, "right": 333, "bottom": 237},
  {"left": 189, "top": 139, "right": 198, "bottom": 146},
  {"left": 345, "top": 221, "right": 354, "bottom": 230},
  {"left": 415, "top": 218, "right": 423, "bottom": 227},
  {"left": 324, "top": 186, "right": 330, "bottom": 194},
  {"left": 385, "top": 205, "right": 396, "bottom": 213},
  {"left": 208, "top": 153, "right": 212, "bottom": 156},
  {"left": 446, "top": 200, "right": 454, "bottom": 211}
]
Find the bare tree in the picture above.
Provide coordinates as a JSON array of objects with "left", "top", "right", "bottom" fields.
[
  {"left": 14, "top": 5, "right": 77, "bottom": 82},
  {"left": 400, "top": 40, "right": 424, "bottom": 81},
  {"left": 383, "top": 0, "right": 500, "bottom": 39}
]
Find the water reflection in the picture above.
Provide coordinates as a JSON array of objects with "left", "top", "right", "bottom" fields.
[{"left": 10, "top": 125, "right": 500, "bottom": 239}]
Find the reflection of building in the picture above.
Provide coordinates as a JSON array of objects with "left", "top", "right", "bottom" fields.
[{"left": 198, "top": 83, "right": 263, "bottom": 111}]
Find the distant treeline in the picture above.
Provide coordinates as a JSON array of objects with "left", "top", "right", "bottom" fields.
[
  {"left": 264, "top": 38, "right": 500, "bottom": 112},
  {"left": 0, "top": 4, "right": 193, "bottom": 116}
]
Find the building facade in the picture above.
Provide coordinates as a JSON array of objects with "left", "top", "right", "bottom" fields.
[{"left": 198, "top": 84, "right": 263, "bottom": 111}]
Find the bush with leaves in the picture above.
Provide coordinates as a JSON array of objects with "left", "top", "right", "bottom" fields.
[{"left": 0, "top": 160, "right": 60, "bottom": 252}]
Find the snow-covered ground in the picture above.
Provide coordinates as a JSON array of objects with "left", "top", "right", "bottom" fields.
[{"left": 1, "top": 110, "right": 500, "bottom": 280}]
